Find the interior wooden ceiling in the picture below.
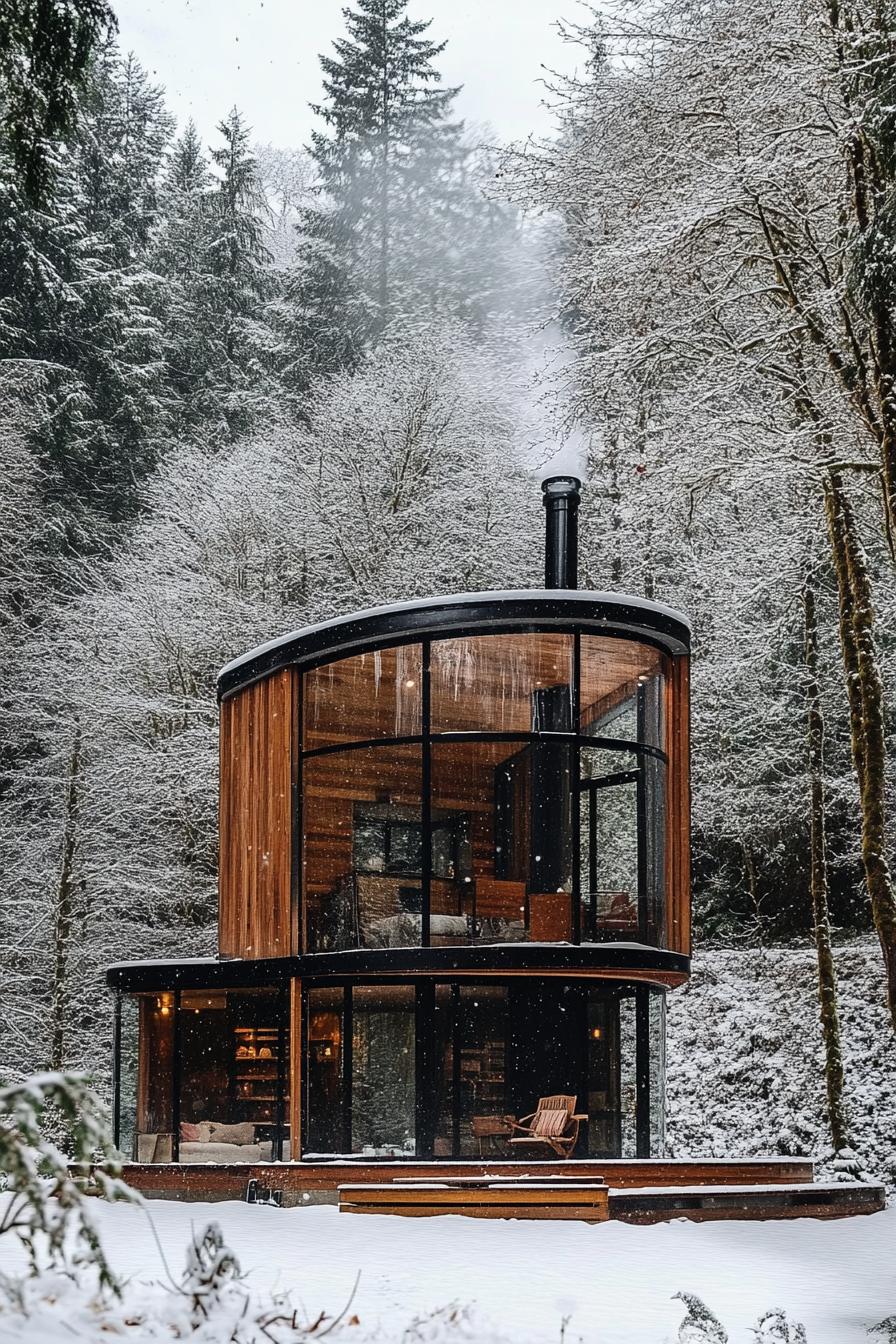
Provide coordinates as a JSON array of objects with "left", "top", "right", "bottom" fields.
[{"left": 303, "top": 634, "right": 668, "bottom": 751}]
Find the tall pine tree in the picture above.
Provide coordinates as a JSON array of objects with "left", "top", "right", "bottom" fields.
[
  {"left": 206, "top": 108, "right": 274, "bottom": 439},
  {"left": 282, "top": 0, "right": 519, "bottom": 388},
  {"left": 152, "top": 121, "right": 221, "bottom": 439},
  {"left": 150, "top": 110, "right": 275, "bottom": 444},
  {"left": 0, "top": 43, "right": 172, "bottom": 562}
]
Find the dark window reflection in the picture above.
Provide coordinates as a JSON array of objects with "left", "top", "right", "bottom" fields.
[
  {"left": 351, "top": 985, "right": 416, "bottom": 1156},
  {"left": 305, "top": 986, "right": 344, "bottom": 1156}
]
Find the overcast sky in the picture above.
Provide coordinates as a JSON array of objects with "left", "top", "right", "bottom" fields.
[{"left": 114, "top": 0, "right": 578, "bottom": 150}]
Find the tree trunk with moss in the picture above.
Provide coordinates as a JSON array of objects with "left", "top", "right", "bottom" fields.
[
  {"left": 803, "top": 577, "right": 849, "bottom": 1150},
  {"left": 824, "top": 470, "right": 896, "bottom": 1030}
]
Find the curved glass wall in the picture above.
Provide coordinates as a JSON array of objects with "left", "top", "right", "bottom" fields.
[
  {"left": 115, "top": 979, "right": 667, "bottom": 1163},
  {"left": 301, "top": 632, "right": 672, "bottom": 953},
  {"left": 301, "top": 979, "right": 666, "bottom": 1160}
]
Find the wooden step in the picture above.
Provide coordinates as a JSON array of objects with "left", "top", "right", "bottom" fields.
[
  {"left": 338, "top": 1180, "right": 610, "bottom": 1221},
  {"left": 610, "top": 1182, "right": 886, "bottom": 1223}
]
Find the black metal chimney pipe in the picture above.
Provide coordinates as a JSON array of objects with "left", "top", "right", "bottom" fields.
[{"left": 541, "top": 475, "right": 581, "bottom": 589}]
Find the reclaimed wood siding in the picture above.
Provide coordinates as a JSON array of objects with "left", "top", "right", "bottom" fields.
[{"left": 219, "top": 668, "right": 297, "bottom": 958}]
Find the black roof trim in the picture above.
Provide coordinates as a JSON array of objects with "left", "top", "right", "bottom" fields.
[
  {"left": 106, "top": 943, "right": 689, "bottom": 991},
  {"left": 217, "top": 590, "right": 691, "bottom": 699}
]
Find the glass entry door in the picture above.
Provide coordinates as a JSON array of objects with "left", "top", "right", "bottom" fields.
[{"left": 580, "top": 747, "right": 642, "bottom": 942}]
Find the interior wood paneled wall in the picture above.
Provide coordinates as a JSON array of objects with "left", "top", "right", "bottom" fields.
[
  {"left": 302, "top": 747, "right": 421, "bottom": 900},
  {"left": 666, "top": 657, "right": 691, "bottom": 957},
  {"left": 219, "top": 668, "right": 298, "bottom": 958},
  {"left": 302, "top": 745, "right": 500, "bottom": 904}
]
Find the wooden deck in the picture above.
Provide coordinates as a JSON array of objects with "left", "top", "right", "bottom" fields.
[
  {"left": 118, "top": 1156, "right": 818, "bottom": 1207},
  {"left": 113, "top": 1158, "right": 886, "bottom": 1222},
  {"left": 107, "top": 1155, "right": 885, "bottom": 1221}
]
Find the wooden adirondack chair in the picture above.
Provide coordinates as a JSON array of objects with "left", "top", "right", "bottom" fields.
[{"left": 507, "top": 1094, "right": 584, "bottom": 1157}]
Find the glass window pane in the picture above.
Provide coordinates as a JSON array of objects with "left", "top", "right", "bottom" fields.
[
  {"left": 177, "top": 988, "right": 287, "bottom": 1164},
  {"left": 586, "top": 993, "right": 621, "bottom": 1157},
  {"left": 648, "top": 990, "right": 666, "bottom": 1155},
  {"left": 578, "top": 744, "right": 666, "bottom": 946},
  {"left": 351, "top": 985, "right": 416, "bottom": 1156},
  {"left": 579, "top": 746, "right": 639, "bottom": 941},
  {"left": 580, "top": 636, "right": 668, "bottom": 748},
  {"left": 432, "top": 985, "right": 456, "bottom": 1156},
  {"left": 132, "top": 992, "right": 174, "bottom": 1163},
  {"left": 390, "top": 824, "right": 423, "bottom": 873},
  {"left": 619, "top": 994, "right": 638, "bottom": 1157},
  {"left": 117, "top": 995, "right": 139, "bottom": 1161},
  {"left": 431, "top": 738, "right": 575, "bottom": 945},
  {"left": 306, "top": 986, "right": 344, "bottom": 1156},
  {"left": 303, "top": 744, "right": 422, "bottom": 951},
  {"left": 433, "top": 985, "right": 508, "bottom": 1157},
  {"left": 431, "top": 633, "right": 573, "bottom": 734},
  {"left": 645, "top": 755, "right": 666, "bottom": 945},
  {"left": 303, "top": 645, "right": 422, "bottom": 751}
]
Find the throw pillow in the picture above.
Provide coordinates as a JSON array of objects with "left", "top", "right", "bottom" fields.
[{"left": 208, "top": 1121, "right": 256, "bottom": 1146}]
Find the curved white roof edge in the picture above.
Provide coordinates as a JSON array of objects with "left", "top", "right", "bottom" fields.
[{"left": 218, "top": 588, "right": 692, "bottom": 683}]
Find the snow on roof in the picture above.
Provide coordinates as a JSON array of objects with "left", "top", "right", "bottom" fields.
[{"left": 218, "top": 588, "right": 692, "bottom": 683}]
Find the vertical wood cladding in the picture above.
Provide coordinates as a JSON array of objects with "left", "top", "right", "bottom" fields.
[{"left": 219, "top": 668, "right": 297, "bottom": 959}]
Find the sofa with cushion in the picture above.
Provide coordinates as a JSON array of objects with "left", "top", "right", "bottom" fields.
[{"left": 137, "top": 1120, "right": 291, "bottom": 1163}]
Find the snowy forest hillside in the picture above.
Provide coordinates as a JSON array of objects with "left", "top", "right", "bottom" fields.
[
  {"left": 667, "top": 940, "right": 896, "bottom": 1185},
  {"left": 0, "top": 0, "right": 895, "bottom": 1172}
]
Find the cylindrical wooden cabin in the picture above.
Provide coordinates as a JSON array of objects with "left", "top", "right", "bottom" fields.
[{"left": 108, "top": 478, "right": 691, "bottom": 1165}]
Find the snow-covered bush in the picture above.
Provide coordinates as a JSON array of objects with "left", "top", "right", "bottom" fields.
[{"left": 0, "top": 1072, "right": 134, "bottom": 1293}]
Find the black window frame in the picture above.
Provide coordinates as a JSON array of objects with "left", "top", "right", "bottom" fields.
[
  {"left": 298, "top": 976, "right": 665, "bottom": 1161},
  {"left": 298, "top": 629, "right": 670, "bottom": 953}
]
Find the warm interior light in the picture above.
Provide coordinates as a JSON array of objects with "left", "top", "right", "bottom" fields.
[
  {"left": 591, "top": 1027, "right": 603, "bottom": 1040},
  {"left": 404, "top": 678, "right": 415, "bottom": 688}
]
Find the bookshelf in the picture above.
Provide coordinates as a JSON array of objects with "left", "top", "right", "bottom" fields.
[{"left": 234, "top": 1025, "right": 280, "bottom": 1123}]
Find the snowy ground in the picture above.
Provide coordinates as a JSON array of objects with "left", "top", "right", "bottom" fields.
[{"left": 0, "top": 1196, "right": 894, "bottom": 1343}]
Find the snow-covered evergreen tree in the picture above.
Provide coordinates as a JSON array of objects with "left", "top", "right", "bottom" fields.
[
  {"left": 204, "top": 108, "right": 276, "bottom": 438},
  {"left": 0, "top": 44, "right": 172, "bottom": 561},
  {"left": 279, "top": 0, "right": 520, "bottom": 388}
]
